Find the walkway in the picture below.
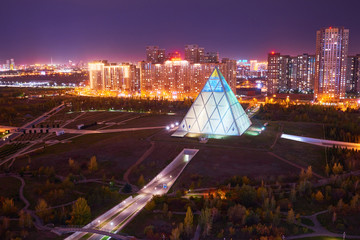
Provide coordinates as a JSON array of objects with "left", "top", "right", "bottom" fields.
[
  {"left": 288, "top": 210, "right": 360, "bottom": 239},
  {"left": 281, "top": 133, "right": 360, "bottom": 150}
]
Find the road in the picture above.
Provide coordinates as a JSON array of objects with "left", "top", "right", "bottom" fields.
[
  {"left": 64, "top": 148, "right": 199, "bottom": 240},
  {"left": 281, "top": 133, "right": 360, "bottom": 150}
]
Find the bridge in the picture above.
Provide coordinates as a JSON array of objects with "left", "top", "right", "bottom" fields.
[{"left": 53, "top": 227, "right": 132, "bottom": 240}]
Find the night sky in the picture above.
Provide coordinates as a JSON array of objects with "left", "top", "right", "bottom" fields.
[{"left": 1, "top": 0, "right": 360, "bottom": 64}]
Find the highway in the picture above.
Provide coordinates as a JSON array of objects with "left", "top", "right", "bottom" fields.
[
  {"left": 64, "top": 148, "right": 199, "bottom": 240},
  {"left": 281, "top": 133, "right": 360, "bottom": 150}
]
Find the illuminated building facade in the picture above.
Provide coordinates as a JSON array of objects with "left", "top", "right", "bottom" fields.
[
  {"left": 204, "top": 52, "right": 219, "bottom": 63},
  {"left": 173, "top": 68, "right": 251, "bottom": 137},
  {"left": 346, "top": 55, "right": 360, "bottom": 94},
  {"left": 267, "top": 52, "right": 281, "bottom": 94},
  {"left": 146, "top": 46, "right": 166, "bottom": 64},
  {"left": 89, "top": 60, "right": 140, "bottom": 93},
  {"left": 315, "top": 27, "right": 349, "bottom": 100},
  {"left": 267, "top": 52, "right": 315, "bottom": 94},
  {"left": 139, "top": 58, "right": 237, "bottom": 99},
  {"left": 185, "top": 44, "right": 205, "bottom": 63}
]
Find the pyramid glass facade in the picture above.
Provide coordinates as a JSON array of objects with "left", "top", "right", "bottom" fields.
[{"left": 173, "top": 67, "right": 251, "bottom": 137}]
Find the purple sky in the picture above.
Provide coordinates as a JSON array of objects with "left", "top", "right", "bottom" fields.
[{"left": 1, "top": 0, "right": 360, "bottom": 64}]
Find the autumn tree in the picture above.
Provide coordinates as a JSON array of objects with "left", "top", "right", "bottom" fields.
[
  {"left": 67, "top": 198, "right": 91, "bottom": 226},
  {"left": 227, "top": 204, "right": 246, "bottom": 223},
  {"left": 170, "top": 227, "right": 181, "bottom": 240},
  {"left": 199, "top": 207, "right": 213, "bottom": 237},
  {"left": 35, "top": 199, "right": 52, "bottom": 223},
  {"left": 145, "top": 200, "right": 156, "bottom": 211},
  {"left": 286, "top": 208, "right": 295, "bottom": 224},
  {"left": 315, "top": 190, "right": 324, "bottom": 203},
  {"left": 137, "top": 174, "right": 145, "bottom": 187},
  {"left": 184, "top": 206, "right": 193, "bottom": 236},
  {"left": 2, "top": 198, "right": 17, "bottom": 216},
  {"left": 88, "top": 156, "right": 98, "bottom": 172}
]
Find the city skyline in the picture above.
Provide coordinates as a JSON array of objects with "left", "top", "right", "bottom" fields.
[{"left": 1, "top": 0, "right": 360, "bottom": 64}]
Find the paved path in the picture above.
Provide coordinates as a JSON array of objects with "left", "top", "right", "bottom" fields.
[
  {"left": 281, "top": 133, "right": 360, "bottom": 150},
  {"left": 287, "top": 210, "right": 360, "bottom": 239}
]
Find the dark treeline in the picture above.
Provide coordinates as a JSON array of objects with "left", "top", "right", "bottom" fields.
[
  {"left": 257, "top": 103, "right": 360, "bottom": 143},
  {"left": 326, "top": 146, "right": 360, "bottom": 174},
  {"left": 68, "top": 96, "right": 193, "bottom": 114}
]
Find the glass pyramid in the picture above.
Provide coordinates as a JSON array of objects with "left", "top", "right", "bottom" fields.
[{"left": 173, "top": 67, "right": 251, "bottom": 137}]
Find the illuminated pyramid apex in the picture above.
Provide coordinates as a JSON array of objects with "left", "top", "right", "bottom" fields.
[{"left": 173, "top": 67, "right": 251, "bottom": 137}]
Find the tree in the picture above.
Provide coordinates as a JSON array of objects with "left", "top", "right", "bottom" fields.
[
  {"left": 184, "top": 206, "right": 193, "bottom": 236},
  {"left": 19, "top": 210, "right": 26, "bottom": 228},
  {"left": 2, "top": 198, "right": 17, "bottom": 216},
  {"left": 170, "top": 227, "right": 181, "bottom": 240},
  {"left": 88, "top": 156, "right": 98, "bottom": 172},
  {"left": 305, "top": 166, "right": 313, "bottom": 179},
  {"left": 315, "top": 190, "right": 324, "bottom": 203},
  {"left": 227, "top": 204, "right": 246, "bottom": 223},
  {"left": 144, "top": 225, "right": 154, "bottom": 239},
  {"left": 290, "top": 187, "right": 297, "bottom": 203},
  {"left": 350, "top": 194, "right": 359, "bottom": 210},
  {"left": 199, "top": 208, "right": 213, "bottom": 236},
  {"left": 325, "top": 163, "right": 330, "bottom": 176},
  {"left": 286, "top": 209, "right": 295, "bottom": 224},
  {"left": 145, "top": 200, "right": 156, "bottom": 211},
  {"left": 332, "top": 163, "right": 343, "bottom": 175},
  {"left": 68, "top": 158, "right": 75, "bottom": 168},
  {"left": 122, "top": 183, "right": 132, "bottom": 193},
  {"left": 67, "top": 198, "right": 91, "bottom": 226},
  {"left": 137, "top": 174, "right": 145, "bottom": 187},
  {"left": 162, "top": 203, "right": 168, "bottom": 215},
  {"left": 35, "top": 199, "right": 52, "bottom": 223},
  {"left": 69, "top": 158, "right": 79, "bottom": 172}
]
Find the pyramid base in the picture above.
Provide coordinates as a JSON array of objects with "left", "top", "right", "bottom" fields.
[{"left": 171, "top": 130, "right": 188, "bottom": 138}]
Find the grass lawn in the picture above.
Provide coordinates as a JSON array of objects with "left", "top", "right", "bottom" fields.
[
  {"left": 301, "top": 217, "right": 315, "bottom": 227},
  {"left": 281, "top": 121, "right": 325, "bottom": 139},
  {"left": 11, "top": 129, "right": 159, "bottom": 179},
  {"left": 272, "top": 138, "right": 326, "bottom": 177},
  {"left": 317, "top": 211, "right": 360, "bottom": 235}
]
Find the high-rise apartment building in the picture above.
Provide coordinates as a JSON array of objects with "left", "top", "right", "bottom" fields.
[
  {"left": 184, "top": 44, "right": 205, "bottom": 63},
  {"left": 146, "top": 46, "right": 166, "bottom": 64},
  {"left": 139, "top": 58, "right": 237, "bottom": 99},
  {"left": 204, "top": 52, "right": 219, "bottom": 63},
  {"left": 88, "top": 60, "right": 140, "bottom": 93},
  {"left": 267, "top": 52, "right": 281, "bottom": 94},
  {"left": 267, "top": 52, "right": 315, "bottom": 94},
  {"left": 315, "top": 27, "right": 349, "bottom": 100},
  {"left": 346, "top": 55, "right": 360, "bottom": 94}
]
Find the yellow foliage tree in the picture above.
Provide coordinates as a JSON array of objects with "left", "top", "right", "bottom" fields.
[
  {"left": 35, "top": 199, "right": 52, "bottom": 223},
  {"left": 88, "top": 156, "right": 98, "bottom": 172},
  {"left": 315, "top": 190, "right": 324, "bottom": 202}
]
